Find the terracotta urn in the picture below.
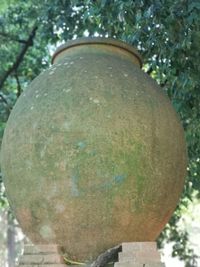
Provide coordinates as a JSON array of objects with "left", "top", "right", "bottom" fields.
[{"left": 1, "top": 38, "right": 187, "bottom": 261}]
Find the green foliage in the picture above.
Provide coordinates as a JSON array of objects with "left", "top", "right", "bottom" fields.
[{"left": 0, "top": 0, "right": 200, "bottom": 266}]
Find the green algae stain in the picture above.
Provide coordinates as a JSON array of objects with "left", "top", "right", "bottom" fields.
[
  {"left": 112, "top": 141, "right": 147, "bottom": 200},
  {"left": 89, "top": 149, "right": 97, "bottom": 156},
  {"left": 69, "top": 136, "right": 148, "bottom": 210}
]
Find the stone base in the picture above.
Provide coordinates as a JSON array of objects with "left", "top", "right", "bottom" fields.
[
  {"left": 114, "top": 242, "right": 165, "bottom": 267},
  {"left": 18, "top": 244, "right": 66, "bottom": 267},
  {"left": 17, "top": 242, "right": 165, "bottom": 267}
]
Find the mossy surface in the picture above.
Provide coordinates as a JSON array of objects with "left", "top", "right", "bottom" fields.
[{"left": 1, "top": 45, "right": 187, "bottom": 261}]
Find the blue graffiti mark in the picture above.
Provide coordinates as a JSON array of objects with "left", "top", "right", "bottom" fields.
[
  {"left": 71, "top": 175, "right": 80, "bottom": 197},
  {"left": 114, "top": 175, "right": 126, "bottom": 184},
  {"left": 71, "top": 169, "right": 80, "bottom": 197},
  {"left": 89, "top": 174, "right": 127, "bottom": 191},
  {"left": 77, "top": 141, "right": 87, "bottom": 149},
  {"left": 70, "top": 169, "right": 127, "bottom": 196}
]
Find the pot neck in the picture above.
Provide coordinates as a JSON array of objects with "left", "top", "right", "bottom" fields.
[{"left": 52, "top": 38, "right": 142, "bottom": 68}]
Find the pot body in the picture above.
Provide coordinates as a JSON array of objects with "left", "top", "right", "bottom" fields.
[{"left": 1, "top": 38, "right": 187, "bottom": 261}]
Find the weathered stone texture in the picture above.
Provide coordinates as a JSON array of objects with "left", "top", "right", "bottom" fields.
[
  {"left": 24, "top": 244, "right": 61, "bottom": 255},
  {"left": 18, "top": 244, "right": 65, "bottom": 267},
  {"left": 114, "top": 242, "right": 165, "bottom": 267},
  {"left": 1, "top": 38, "right": 187, "bottom": 261}
]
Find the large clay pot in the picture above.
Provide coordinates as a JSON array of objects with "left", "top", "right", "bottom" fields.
[{"left": 1, "top": 38, "right": 187, "bottom": 261}]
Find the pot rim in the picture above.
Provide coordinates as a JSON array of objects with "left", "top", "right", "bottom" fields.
[{"left": 52, "top": 37, "right": 143, "bottom": 67}]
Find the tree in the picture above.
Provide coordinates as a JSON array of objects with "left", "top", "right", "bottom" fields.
[{"left": 0, "top": 1, "right": 200, "bottom": 266}]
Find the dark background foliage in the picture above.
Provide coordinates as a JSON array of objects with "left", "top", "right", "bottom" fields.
[{"left": 0, "top": 1, "right": 200, "bottom": 266}]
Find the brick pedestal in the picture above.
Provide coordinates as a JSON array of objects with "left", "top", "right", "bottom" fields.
[
  {"left": 18, "top": 244, "right": 66, "bottom": 267},
  {"left": 114, "top": 242, "right": 165, "bottom": 267}
]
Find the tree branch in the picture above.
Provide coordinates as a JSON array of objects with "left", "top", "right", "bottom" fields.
[
  {"left": 0, "top": 92, "right": 11, "bottom": 112},
  {"left": 15, "top": 72, "right": 22, "bottom": 97},
  {"left": 0, "top": 25, "right": 38, "bottom": 90},
  {"left": 89, "top": 244, "right": 122, "bottom": 267},
  {"left": 0, "top": 92, "right": 9, "bottom": 106},
  {"left": 0, "top": 31, "right": 27, "bottom": 44},
  {"left": 160, "top": 79, "right": 168, "bottom": 88}
]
